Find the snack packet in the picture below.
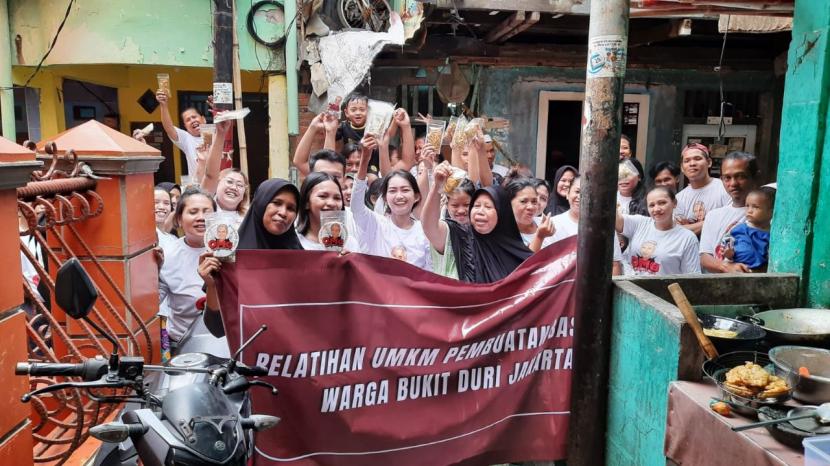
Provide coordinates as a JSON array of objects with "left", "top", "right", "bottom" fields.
[
  {"left": 450, "top": 115, "right": 469, "bottom": 150},
  {"left": 365, "top": 100, "right": 396, "bottom": 137},
  {"left": 426, "top": 120, "right": 447, "bottom": 150},
  {"left": 205, "top": 212, "right": 239, "bottom": 261},
  {"left": 444, "top": 166, "right": 468, "bottom": 194},
  {"left": 319, "top": 211, "right": 348, "bottom": 252},
  {"left": 619, "top": 159, "right": 639, "bottom": 180}
]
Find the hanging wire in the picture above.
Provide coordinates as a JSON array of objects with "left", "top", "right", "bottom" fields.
[
  {"left": 715, "top": 15, "right": 730, "bottom": 142},
  {"left": 20, "top": 0, "right": 76, "bottom": 89}
]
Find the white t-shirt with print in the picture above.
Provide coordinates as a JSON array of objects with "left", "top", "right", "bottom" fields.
[
  {"left": 296, "top": 227, "right": 360, "bottom": 251},
  {"left": 699, "top": 204, "right": 747, "bottom": 257},
  {"left": 622, "top": 214, "right": 701, "bottom": 276},
  {"left": 158, "top": 237, "right": 206, "bottom": 341},
  {"left": 174, "top": 127, "right": 203, "bottom": 180},
  {"left": 617, "top": 193, "right": 632, "bottom": 215},
  {"left": 545, "top": 212, "right": 624, "bottom": 263},
  {"left": 675, "top": 178, "right": 732, "bottom": 223},
  {"left": 351, "top": 178, "right": 433, "bottom": 270}
]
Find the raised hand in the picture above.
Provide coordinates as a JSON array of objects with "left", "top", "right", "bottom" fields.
[
  {"left": 323, "top": 112, "right": 339, "bottom": 133},
  {"left": 536, "top": 213, "right": 555, "bottom": 238},
  {"left": 432, "top": 161, "right": 452, "bottom": 185},
  {"left": 197, "top": 251, "right": 222, "bottom": 287}
]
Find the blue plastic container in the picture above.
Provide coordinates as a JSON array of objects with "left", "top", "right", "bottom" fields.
[{"left": 804, "top": 435, "right": 830, "bottom": 466}]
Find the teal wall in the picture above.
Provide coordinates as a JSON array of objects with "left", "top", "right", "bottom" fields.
[
  {"left": 476, "top": 67, "right": 777, "bottom": 175},
  {"left": 9, "top": 0, "right": 285, "bottom": 72},
  {"left": 769, "top": 0, "right": 830, "bottom": 307},
  {"left": 607, "top": 282, "right": 683, "bottom": 466}
]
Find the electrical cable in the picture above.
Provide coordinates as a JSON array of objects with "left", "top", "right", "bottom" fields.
[
  {"left": 715, "top": 15, "right": 730, "bottom": 141},
  {"left": 21, "top": 0, "right": 76, "bottom": 89}
]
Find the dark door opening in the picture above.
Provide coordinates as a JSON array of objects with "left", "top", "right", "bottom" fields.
[
  {"left": 544, "top": 100, "right": 582, "bottom": 182},
  {"left": 178, "top": 92, "right": 270, "bottom": 191}
]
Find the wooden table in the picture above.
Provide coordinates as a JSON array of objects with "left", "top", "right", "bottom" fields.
[{"left": 665, "top": 381, "right": 805, "bottom": 466}]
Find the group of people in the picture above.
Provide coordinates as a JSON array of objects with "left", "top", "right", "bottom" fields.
[{"left": 150, "top": 91, "right": 776, "bottom": 352}]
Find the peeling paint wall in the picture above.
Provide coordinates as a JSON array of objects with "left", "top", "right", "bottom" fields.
[
  {"left": 477, "top": 66, "right": 777, "bottom": 173},
  {"left": 9, "top": 0, "right": 284, "bottom": 71}
]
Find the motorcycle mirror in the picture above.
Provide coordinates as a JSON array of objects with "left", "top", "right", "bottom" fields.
[{"left": 55, "top": 258, "right": 98, "bottom": 320}]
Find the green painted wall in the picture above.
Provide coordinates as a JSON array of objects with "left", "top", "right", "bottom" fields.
[
  {"left": 769, "top": 0, "right": 830, "bottom": 307},
  {"left": 8, "top": 0, "right": 285, "bottom": 72},
  {"left": 607, "top": 282, "right": 683, "bottom": 466}
]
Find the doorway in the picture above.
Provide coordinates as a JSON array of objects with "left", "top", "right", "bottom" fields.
[
  {"left": 178, "top": 92, "right": 270, "bottom": 191},
  {"left": 535, "top": 91, "right": 650, "bottom": 180}
]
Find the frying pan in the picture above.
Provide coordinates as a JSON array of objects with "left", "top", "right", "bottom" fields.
[
  {"left": 698, "top": 314, "right": 766, "bottom": 354},
  {"left": 741, "top": 308, "right": 830, "bottom": 348}
]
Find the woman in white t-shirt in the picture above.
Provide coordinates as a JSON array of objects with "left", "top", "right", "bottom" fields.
[
  {"left": 294, "top": 172, "right": 359, "bottom": 251},
  {"left": 615, "top": 186, "right": 701, "bottom": 276},
  {"left": 158, "top": 188, "right": 216, "bottom": 348},
  {"left": 531, "top": 176, "right": 623, "bottom": 275},
  {"left": 154, "top": 187, "right": 177, "bottom": 249},
  {"left": 352, "top": 134, "right": 432, "bottom": 270},
  {"left": 202, "top": 120, "right": 249, "bottom": 228},
  {"left": 507, "top": 177, "right": 542, "bottom": 247}
]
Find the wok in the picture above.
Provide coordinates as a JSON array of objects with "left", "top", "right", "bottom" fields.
[
  {"left": 742, "top": 308, "right": 830, "bottom": 348},
  {"left": 698, "top": 314, "right": 765, "bottom": 353}
]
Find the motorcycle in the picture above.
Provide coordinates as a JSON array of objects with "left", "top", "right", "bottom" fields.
[{"left": 15, "top": 258, "right": 279, "bottom": 466}]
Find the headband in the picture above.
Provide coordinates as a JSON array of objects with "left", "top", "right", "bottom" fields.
[{"left": 681, "top": 143, "right": 710, "bottom": 158}]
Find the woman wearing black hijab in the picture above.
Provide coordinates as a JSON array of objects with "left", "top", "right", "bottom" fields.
[
  {"left": 545, "top": 165, "right": 578, "bottom": 215},
  {"left": 440, "top": 176, "right": 533, "bottom": 283},
  {"left": 236, "top": 178, "right": 303, "bottom": 250},
  {"left": 199, "top": 179, "right": 303, "bottom": 336}
]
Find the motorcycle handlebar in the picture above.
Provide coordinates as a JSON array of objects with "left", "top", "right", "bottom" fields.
[{"left": 16, "top": 359, "right": 108, "bottom": 381}]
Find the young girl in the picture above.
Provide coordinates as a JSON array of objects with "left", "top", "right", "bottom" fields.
[
  {"left": 295, "top": 172, "right": 358, "bottom": 251},
  {"left": 422, "top": 161, "right": 475, "bottom": 279},
  {"left": 616, "top": 186, "right": 701, "bottom": 276},
  {"left": 352, "top": 134, "right": 432, "bottom": 270},
  {"left": 158, "top": 188, "right": 216, "bottom": 349},
  {"left": 724, "top": 187, "right": 774, "bottom": 272}
]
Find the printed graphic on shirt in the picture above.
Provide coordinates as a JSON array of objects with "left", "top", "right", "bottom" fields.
[
  {"left": 391, "top": 245, "right": 408, "bottom": 262},
  {"left": 631, "top": 240, "right": 661, "bottom": 274},
  {"left": 692, "top": 201, "right": 707, "bottom": 222}
]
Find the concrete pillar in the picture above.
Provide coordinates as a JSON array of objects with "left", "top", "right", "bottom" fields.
[
  {"left": 769, "top": 1, "right": 830, "bottom": 307},
  {"left": 35, "top": 120, "right": 164, "bottom": 360},
  {"left": 268, "top": 75, "right": 290, "bottom": 179},
  {"left": 0, "top": 137, "right": 41, "bottom": 466},
  {"left": 0, "top": 0, "right": 15, "bottom": 138}
]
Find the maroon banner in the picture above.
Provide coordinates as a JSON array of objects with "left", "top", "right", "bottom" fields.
[{"left": 216, "top": 236, "right": 577, "bottom": 466}]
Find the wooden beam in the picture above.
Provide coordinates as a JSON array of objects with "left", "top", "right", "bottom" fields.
[
  {"left": 498, "top": 11, "right": 541, "bottom": 42},
  {"left": 628, "top": 19, "right": 682, "bottom": 48},
  {"left": 485, "top": 11, "right": 525, "bottom": 43},
  {"left": 435, "top": 0, "right": 589, "bottom": 15}
]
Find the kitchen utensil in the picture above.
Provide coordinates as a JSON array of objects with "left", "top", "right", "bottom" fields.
[
  {"left": 740, "top": 308, "right": 830, "bottom": 348},
  {"left": 698, "top": 314, "right": 766, "bottom": 354},
  {"left": 769, "top": 346, "right": 830, "bottom": 404},
  {"left": 703, "top": 351, "right": 792, "bottom": 416},
  {"left": 732, "top": 403, "right": 830, "bottom": 432},
  {"left": 669, "top": 283, "right": 719, "bottom": 359}
]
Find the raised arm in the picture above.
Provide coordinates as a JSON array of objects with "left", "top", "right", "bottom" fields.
[
  {"left": 379, "top": 120, "right": 397, "bottom": 177},
  {"left": 467, "top": 127, "right": 493, "bottom": 187},
  {"left": 156, "top": 91, "right": 179, "bottom": 143},
  {"left": 292, "top": 113, "right": 325, "bottom": 177},
  {"left": 200, "top": 119, "right": 232, "bottom": 195},
  {"left": 422, "top": 161, "right": 451, "bottom": 254},
  {"left": 394, "top": 110, "right": 415, "bottom": 171},
  {"left": 528, "top": 213, "right": 554, "bottom": 252},
  {"left": 322, "top": 113, "right": 338, "bottom": 150},
  {"left": 413, "top": 145, "right": 435, "bottom": 221}
]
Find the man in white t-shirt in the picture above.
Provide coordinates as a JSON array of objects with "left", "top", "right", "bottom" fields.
[
  {"left": 699, "top": 152, "right": 759, "bottom": 273},
  {"left": 484, "top": 135, "right": 509, "bottom": 179},
  {"left": 675, "top": 143, "right": 732, "bottom": 236},
  {"left": 157, "top": 90, "right": 204, "bottom": 183}
]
